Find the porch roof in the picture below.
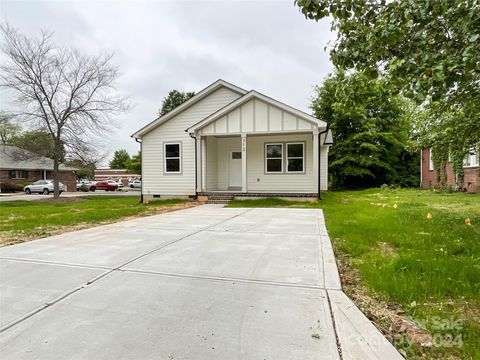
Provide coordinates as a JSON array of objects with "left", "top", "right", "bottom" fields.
[{"left": 186, "top": 91, "right": 327, "bottom": 136}]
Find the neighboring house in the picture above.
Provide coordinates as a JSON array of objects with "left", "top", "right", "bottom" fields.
[
  {"left": 421, "top": 147, "right": 479, "bottom": 192},
  {"left": 132, "top": 80, "right": 332, "bottom": 203},
  {"left": 0, "top": 144, "right": 77, "bottom": 192},
  {"left": 94, "top": 168, "right": 140, "bottom": 186}
]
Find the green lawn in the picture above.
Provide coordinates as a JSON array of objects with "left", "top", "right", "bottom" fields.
[
  {"left": 228, "top": 189, "right": 480, "bottom": 359},
  {"left": 0, "top": 196, "right": 187, "bottom": 246}
]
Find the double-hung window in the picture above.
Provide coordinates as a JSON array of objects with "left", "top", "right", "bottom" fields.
[
  {"left": 265, "top": 143, "right": 283, "bottom": 173},
  {"left": 463, "top": 148, "right": 479, "bottom": 167},
  {"left": 9, "top": 170, "right": 28, "bottom": 179},
  {"left": 164, "top": 143, "right": 181, "bottom": 173},
  {"left": 286, "top": 143, "right": 304, "bottom": 173}
]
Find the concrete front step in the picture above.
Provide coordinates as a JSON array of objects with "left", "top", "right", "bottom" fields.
[{"left": 205, "top": 200, "right": 231, "bottom": 204}]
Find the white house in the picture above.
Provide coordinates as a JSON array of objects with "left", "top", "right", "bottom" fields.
[{"left": 132, "top": 80, "right": 332, "bottom": 203}]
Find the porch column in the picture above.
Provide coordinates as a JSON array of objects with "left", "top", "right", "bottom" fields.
[
  {"left": 241, "top": 133, "right": 247, "bottom": 192},
  {"left": 313, "top": 129, "right": 319, "bottom": 193},
  {"left": 201, "top": 137, "right": 207, "bottom": 191},
  {"left": 196, "top": 135, "right": 202, "bottom": 192}
]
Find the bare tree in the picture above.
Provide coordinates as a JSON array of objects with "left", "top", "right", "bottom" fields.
[{"left": 0, "top": 24, "right": 128, "bottom": 197}]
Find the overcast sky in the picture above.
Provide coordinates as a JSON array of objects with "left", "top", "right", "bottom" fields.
[{"left": 1, "top": 0, "right": 335, "bottom": 163}]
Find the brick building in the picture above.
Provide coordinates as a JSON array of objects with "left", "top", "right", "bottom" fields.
[
  {"left": 421, "top": 148, "right": 479, "bottom": 193},
  {"left": 0, "top": 145, "right": 77, "bottom": 192}
]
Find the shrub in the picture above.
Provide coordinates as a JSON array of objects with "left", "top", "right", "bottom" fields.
[
  {"left": 15, "top": 184, "right": 25, "bottom": 191},
  {"left": 0, "top": 183, "right": 17, "bottom": 193},
  {"left": 380, "top": 184, "right": 390, "bottom": 191}
]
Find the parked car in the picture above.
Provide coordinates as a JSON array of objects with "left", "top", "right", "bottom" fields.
[
  {"left": 115, "top": 179, "right": 124, "bottom": 188},
  {"left": 24, "top": 180, "right": 65, "bottom": 195},
  {"left": 89, "top": 180, "right": 118, "bottom": 192},
  {"left": 76, "top": 180, "right": 93, "bottom": 191},
  {"left": 128, "top": 179, "right": 141, "bottom": 188}
]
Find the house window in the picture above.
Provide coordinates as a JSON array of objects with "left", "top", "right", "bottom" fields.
[
  {"left": 429, "top": 148, "right": 434, "bottom": 171},
  {"left": 463, "top": 148, "right": 479, "bottom": 167},
  {"left": 232, "top": 152, "right": 242, "bottom": 160},
  {"left": 8, "top": 170, "right": 28, "bottom": 179},
  {"left": 286, "top": 143, "right": 304, "bottom": 172},
  {"left": 265, "top": 143, "right": 283, "bottom": 173},
  {"left": 164, "top": 143, "right": 181, "bottom": 173}
]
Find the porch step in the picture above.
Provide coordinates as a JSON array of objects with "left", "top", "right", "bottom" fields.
[
  {"left": 204, "top": 193, "right": 234, "bottom": 205},
  {"left": 205, "top": 200, "right": 231, "bottom": 204}
]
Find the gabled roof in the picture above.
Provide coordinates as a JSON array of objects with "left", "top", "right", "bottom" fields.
[
  {"left": 131, "top": 79, "right": 247, "bottom": 139},
  {"left": 0, "top": 144, "right": 78, "bottom": 171},
  {"left": 186, "top": 90, "right": 327, "bottom": 133}
]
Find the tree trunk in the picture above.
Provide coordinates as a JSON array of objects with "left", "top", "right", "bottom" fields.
[
  {"left": 439, "top": 160, "right": 447, "bottom": 188},
  {"left": 53, "top": 141, "right": 61, "bottom": 198}
]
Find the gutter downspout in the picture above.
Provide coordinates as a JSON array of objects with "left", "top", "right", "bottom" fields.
[
  {"left": 318, "top": 126, "right": 329, "bottom": 200},
  {"left": 188, "top": 131, "right": 198, "bottom": 200},
  {"left": 135, "top": 138, "right": 143, "bottom": 204}
]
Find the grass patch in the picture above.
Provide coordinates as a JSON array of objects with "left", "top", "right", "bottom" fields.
[
  {"left": 0, "top": 196, "right": 188, "bottom": 246},
  {"left": 229, "top": 189, "right": 480, "bottom": 359}
]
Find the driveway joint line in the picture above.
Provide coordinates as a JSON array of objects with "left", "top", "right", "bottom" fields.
[
  {"left": 0, "top": 257, "right": 112, "bottom": 271},
  {"left": 326, "top": 289, "right": 344, "bottom": 360},
  {"left": 203, "top": 229, "right": 320, "bottom": 236},
  {"left": 318, "top": 211, "right": 327, "bottom": 289},
  {"left": 113, "top": 208, "right": 253, "bottom": 270},
  {"left": 121, "top": 268, "right": 326, "bottom": 290},
  {"left": 0, "top": 208, "right": 253, "bottom": 333},
  {"left": 0, "top": 269, "right": 113, "bottom": 333}
]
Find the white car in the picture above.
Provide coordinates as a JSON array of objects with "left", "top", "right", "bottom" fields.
[
  {"left": 24, "top": 180, "right": 65, "bottom": 195},
  {"left": 128, "top": 179, "right": 141, "bottom": 188}
]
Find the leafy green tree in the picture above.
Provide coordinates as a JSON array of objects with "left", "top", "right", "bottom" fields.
[
  {"left": 126, "top": 151, "right": 141, "bottom": 174},
  {"left": 109, "top": 149, "right": 130, "bottom": 169},
  {"left": 296, "top": 0, "right": 480, "bottom": 148},
  {"left": 0, "top": 113, "right": 21, "bottom": 144},
  {"left": 11, "top": 130, "right": 65, "bottom": 160},
  {"left": 158, "top": 90, "right": 195, "bottom": 117},
  {"left": 312, "top": 71, "right": 418, "bottom": 188}
]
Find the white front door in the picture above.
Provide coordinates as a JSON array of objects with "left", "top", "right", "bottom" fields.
[{"left": 229, "top": 151, "right": 242, "bottom": 187}]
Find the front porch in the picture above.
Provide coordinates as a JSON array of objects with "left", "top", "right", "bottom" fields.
[
  {"left": 195, "top": 131, "right": 326, "bottom": 195},
  {"left": 187, "top": 91, "right": 332, "bottom": 198}
]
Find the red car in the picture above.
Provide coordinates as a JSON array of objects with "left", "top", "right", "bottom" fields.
[{"left": 89, "top": 180, "right": 118, "bottom": 192}]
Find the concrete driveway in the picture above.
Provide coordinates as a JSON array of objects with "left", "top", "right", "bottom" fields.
[{"left": 0, "top": 205, "right": 402, "bottom": 359}]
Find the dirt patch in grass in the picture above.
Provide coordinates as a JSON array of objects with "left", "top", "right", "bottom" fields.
[
  {"left": 378, "top": 242, "right": 398, "bottom": 257},
  {"left": 34, "top": 197, "right": 88, "bottom": 203}
]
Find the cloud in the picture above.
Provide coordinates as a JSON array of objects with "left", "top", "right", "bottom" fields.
[{"left": 0, "top": 0, "right": 335, "bottom": 162}]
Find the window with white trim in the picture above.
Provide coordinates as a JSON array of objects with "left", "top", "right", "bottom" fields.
[
  {"left": 286, "top": 143, "right": 304, "bottom": 172},
  {"left": 429, "top": 148, "right": 434, "bottom": 171},
  {"left": 265, "top": 143, "right": 283, "bottom": 173},
  {"left": 164, "top": 143, "right": 181, "bottom": 173},
  {"left": 463, "top": 147, "right": 479, "bottom": 167},
  {"left": 9, "top": 170, "right": 28, "bottom": 179}
]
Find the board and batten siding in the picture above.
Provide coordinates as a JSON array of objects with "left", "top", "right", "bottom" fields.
[
  {"left": 204, "top": 134, "right": 327, "bottom": 192},
  {"left": 198, "top": 99, "right": 317, "bottom": 136},
  {"left": 247, "top": 134, "right": 315, "bottom": 193},
  {"left": 141, "top": 87, "right": 242, "bottom": 196}
]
